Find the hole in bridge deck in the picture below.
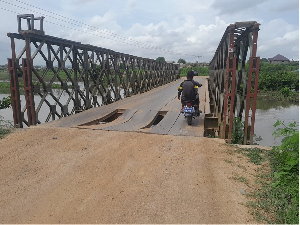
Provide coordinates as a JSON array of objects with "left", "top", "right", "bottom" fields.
[
  {"left": 142, "top": 111, "right": 168, "bottom": 129},
  {"left": 101, "top": 110, "right": 124, "bottom": 123},
  {"left": 79, "top": 109, "right": 126, "bottom": 126}
]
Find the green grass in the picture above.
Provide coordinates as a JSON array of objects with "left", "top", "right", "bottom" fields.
[
  {"left": 230, "top": 173, "right": 249, "bottom": 184},
  {"left": 236, "top": 144, "right": 299, "bottom": 224},
  {"left": 238, "top": 147, "right": 266, "bottom": 165},
  {"left": 224, "top": 159, "right": 233, "bottom": 164},
  {"left": 0, "top": 68, "right": 71, "bottom": 82},
  {"left": 0, "top": 69, "right": 9, "bottom": 80},
  {"left": 0, "top": 116, "right": 13, "bottom": 139},
  {"left": 0, "top": 127, "right": 11, "bottom": 138}
]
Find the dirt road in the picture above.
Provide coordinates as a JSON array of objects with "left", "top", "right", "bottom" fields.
[{"left": 0, "top": 127, "right": 259, "bottom": 224}]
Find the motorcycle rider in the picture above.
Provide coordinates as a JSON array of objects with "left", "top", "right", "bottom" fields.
[{"left": 178, "top": 70, "right": 202, "bottom": 116}]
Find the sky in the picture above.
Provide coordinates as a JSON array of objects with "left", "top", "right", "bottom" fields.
[{"left": 0, "top": 0, "right": 298, "bottom": 64}]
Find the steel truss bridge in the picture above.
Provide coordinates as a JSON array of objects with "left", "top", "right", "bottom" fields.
[
  {"left": 207, "top": 21, "right": 260, "bottom": 144},
  {"left": 7, "top": 14, "right": 260, "bottom": 144}
]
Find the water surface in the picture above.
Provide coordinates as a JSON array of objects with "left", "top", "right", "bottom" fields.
[{"left": 254, "top": 99, "right": 299, "bottom": 146}]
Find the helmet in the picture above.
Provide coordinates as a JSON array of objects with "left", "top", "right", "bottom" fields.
[{"left": 187, "top": 70, "right": 194, "bottom": 79}]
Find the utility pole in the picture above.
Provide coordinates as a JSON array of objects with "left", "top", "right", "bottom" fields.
[{"left": 196, "top": 55, "right": 202, "bottom": 64}]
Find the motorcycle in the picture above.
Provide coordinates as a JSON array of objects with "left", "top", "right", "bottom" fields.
[{"left": 182, "top": 101, "right": 199, "bottom": 125}]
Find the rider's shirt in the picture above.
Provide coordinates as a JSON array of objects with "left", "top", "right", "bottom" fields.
[{"left": 178, "top": 79, "right": 201, "bottom": 101}]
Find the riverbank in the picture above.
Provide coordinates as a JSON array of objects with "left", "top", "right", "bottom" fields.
[
  {"left": 0, "top": 82, "right": 73, "bottom": 94},
  {"left": 257, "top": 90, "right": 299, "bottom": 104}
]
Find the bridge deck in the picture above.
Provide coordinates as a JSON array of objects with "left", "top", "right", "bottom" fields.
[{"left": 42, "top": 76, "right": 209, "bottom": 137}]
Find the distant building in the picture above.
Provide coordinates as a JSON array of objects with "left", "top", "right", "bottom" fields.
[{"left": 268, "top": 54, "right": 290, "bottom": 64}]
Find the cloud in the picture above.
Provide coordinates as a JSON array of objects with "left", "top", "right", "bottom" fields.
[
  {"left": 267, "top": 0, "right": 299, "bottom": 13},
  {"left": 73, "top": 0, "right": 96, "bottom": 3},
  {"left": 258, "top": 19, "right": 299, "bottom": 59},
  {"left": 0, "top": 0, "right": 298, "bottom": 64},
  {"left": 89, "top": 11, "right": 122, "bottom": 32},
  {"left": 116, "top": 16, "right": 229, "bottom": 62},
  {"left": 211, "top": 0, "right": 268, "bottom": 15},
  {"left": 126, "top": 0, "right": 136, "bottom": 9},
  {"left": 168, "top": 0, "right": 212, "bottom": 14}
]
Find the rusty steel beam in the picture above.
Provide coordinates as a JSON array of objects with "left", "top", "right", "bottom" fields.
[
  {"left": 22, "top": 58, "right": 36, "bottom": 126},
  {"left": 8, "top": 50, "right": 23, "bottom": 128},
  {"left": 7, "top": 14, "right": 180, "bottom": 127},
  {"left": 209, "top": 21, "right": 260, "bottom": 144}
]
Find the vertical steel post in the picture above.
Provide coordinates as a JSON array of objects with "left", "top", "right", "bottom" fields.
[
  {"left": 222, "top": 25, "right": 236, "bottom": 141},
  {"left": 22, "top": 58, "right": 36, "bottom": 126},
  {"left": 114, "top": 54, "right": 120, "bottom": 100},
  {"left": 244, "top": 24, "right": 260, "bottom": 144},
  {"left": 8, "top": 37, "right": 23, "bottom": 128},
  {"left": 72, "top": 48, "right": 80, "bottom": 113},
  {"left": 227, "top": 57, "right": 237, "bottom": 142},
  {"left": 84, "top": 48, "right": 90, "bottom": 109},
  {"left": 23, "top": 36, "right": 36, "bottom": 126}
]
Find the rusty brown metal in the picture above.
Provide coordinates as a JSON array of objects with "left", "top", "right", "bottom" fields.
[
  {"left": 8, "top": 58, "right": 23, "bottom": 128},
  {"left": 222, "top": 25, "right": 237, "bottom": 141},
  {"left": 7, "top": 14, "right": 180, "bottom": 127},
  {"left": 22, "top": 58, "right": 36, "bottom": 126},
  {"left": 17, "top": 14, "right": 45, "bottom": 35},
  {"left": 8, "top": 36, "right": 23, "bottom": 128},
  {"left": 209, "top": 21, "right": 260, "bottom": 144}
]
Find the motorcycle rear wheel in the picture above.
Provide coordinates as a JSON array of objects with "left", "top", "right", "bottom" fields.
[{"left": 187, "top": 116, "right": 192, "bottom": 125}]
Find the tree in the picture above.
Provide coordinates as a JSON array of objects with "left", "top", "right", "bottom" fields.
[
  {"left": 261, "top": 58, "right": 269, "bottom": 63},
  {"left": 178, "top": 58, "right": 186, "bottom": 64},
  {"left": 156, "top": 57, "right": 166, "bottom": 63}
]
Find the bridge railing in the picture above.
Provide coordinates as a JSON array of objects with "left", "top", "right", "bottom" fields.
[
  {"left": 208, "top": 21, "right": 260, "bottom": 144},
  {"left": 7, "top": 14, "right": 180, "bottom": 128}
]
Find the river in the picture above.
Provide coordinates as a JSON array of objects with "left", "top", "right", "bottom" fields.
[
  {"left": 254, "top": 99, "right": 299, "bottom": 146},
  {"left": 0, "top": 93, "right": 298, "bottom": 147}
]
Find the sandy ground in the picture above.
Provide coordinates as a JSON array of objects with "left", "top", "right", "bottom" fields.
[{"left": 0, "top": 126, "right": 263, "bottom": 224}]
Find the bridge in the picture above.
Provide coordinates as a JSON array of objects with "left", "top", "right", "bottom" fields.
[{"left": 7, "top": 14, "right": 260, "bottom": 144}]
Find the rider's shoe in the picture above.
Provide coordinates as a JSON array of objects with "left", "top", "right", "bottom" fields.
[{"left": 196, "top": 108, "right": 201, "bottom": 116}]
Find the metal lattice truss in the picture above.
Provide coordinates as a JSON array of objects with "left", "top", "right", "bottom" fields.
[
  {"left": 209, "top": 21, "right": 260, "bottom": 144},
  {"left": 8, "top": 15, "right": 180, "bottom": 128}
]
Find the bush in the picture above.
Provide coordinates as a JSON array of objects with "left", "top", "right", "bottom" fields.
[
  {"left": 279, "top": 87, "right": 293, "bottom": 98},
  {"left": 180, "top": 66, "right": 209, "bottom": 77},
  {"left": 0, "top": 96, "right": 11, "bottom": 109},
  {"left": 0, "top": 115, "right": 13, "bottom": 138},
  {"left": 0, "top": 97, "right": 13, "bottom": 138},
  {"left": 268, "top": 120, "right": 299, "bottom": 223},
  {"left": 258, "top": 62, "right": 299, "bottom": 91},
  {"left": 257, "top": 90, "right": 299, "bottom": 103},
  {"left": 245, "top": 120, "right": 299, "bottom": 224},
  {"left": 252, "top": 120, "right": 299, "bottom": 223},
  {"left": 231, "top": 117, "right": 244, "bottom": 144}
]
